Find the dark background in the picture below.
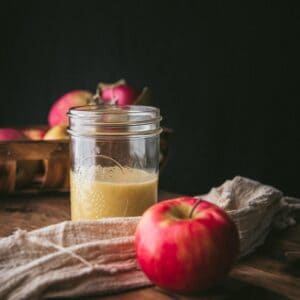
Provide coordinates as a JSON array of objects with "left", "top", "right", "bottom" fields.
[{"left": 1, "top": 1, "right": 300, "bottom": 196}]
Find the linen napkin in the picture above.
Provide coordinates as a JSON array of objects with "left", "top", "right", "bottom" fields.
[
  {"left": 0, "top": 218, "right": 149, "bottom": 300},
  {"left": 0, "top": 176, "right": 299, "bottom": 299},
  {"left": 199, "top": 176, "right": 300, "bottom": 257}
]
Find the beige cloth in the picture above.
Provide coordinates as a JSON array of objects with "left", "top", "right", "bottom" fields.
[
  {"left": 0, "top": 218, "right": 150, "bottom": 300},
  {"left": 0, "top": 176, "right": 299, "bottom": 299},
  {"left": 200, "top": 176, "right": 300, "bottom": 257}
]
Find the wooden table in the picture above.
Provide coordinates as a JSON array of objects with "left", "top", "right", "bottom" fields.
[{"left": 0, "top": 191, "right": 299, "bottom": 299}]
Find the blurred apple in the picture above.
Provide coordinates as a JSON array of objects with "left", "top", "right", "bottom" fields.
[
  {"left": 0, "top": 128, "right": 24, "bottom": 140},
  {"left": 101, "top": 83, "right": 138, "bottom": 106},
  {"left": 44, "top": 125, "right": 69, "bottom": 140},
  {"left": 22, "top": 128, "right": 46, "bottom": 140},
  {"left": 48, "top": 90, "right": 93, "bottom": 127},
  {"left": 99, "top": 80, "right": 151, "bottom": 106}
]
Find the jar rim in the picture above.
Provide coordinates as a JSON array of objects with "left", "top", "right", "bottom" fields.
[
  {"left": 68, "top": 104, "right": 161, "bottom": 126},
  {"left": 68, "top": 104, "right": 162, "bottom": 137}
]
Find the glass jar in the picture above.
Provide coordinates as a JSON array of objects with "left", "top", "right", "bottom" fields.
[{"left": 68, "top": 104, "right": 162, "bottom": 220}]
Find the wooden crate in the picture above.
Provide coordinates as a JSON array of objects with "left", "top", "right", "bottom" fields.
[{"left": 0, "top": 128, "right": 172, "bottom": 194}]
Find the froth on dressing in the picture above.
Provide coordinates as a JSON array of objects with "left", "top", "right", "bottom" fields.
[{"left": 70, "top": 166, "right": 158, "bottom": 220}]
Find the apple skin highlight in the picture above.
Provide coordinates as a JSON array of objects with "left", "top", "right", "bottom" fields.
[{"left": 135, "top": 197, "right": 239, "bottom": 294}]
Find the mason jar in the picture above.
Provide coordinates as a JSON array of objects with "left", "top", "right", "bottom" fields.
[{"left": 68, "top": 104, "right": 162, "bottom": 220}]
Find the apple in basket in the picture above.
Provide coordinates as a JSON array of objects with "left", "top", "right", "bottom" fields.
[
  {"left": 22, "top": 128, "right": 46, "bottom": 140},
  {"left": 0, "top": 128, "right": 25, "bottom": 140},
  {"left": 48, "top": 90, "right": 93, "bottom": 127},
  {"left": 43, "top": 125, "right": 69, "bottom": 140},
  {"left": 100, "top": 80, "right": 138, "bottom": 106},
  {"left": 48, "top": 80, "right": 150, "bottom": 128},
  {"left": 135, "top": 197, "right": 239, "bottom": 294}
]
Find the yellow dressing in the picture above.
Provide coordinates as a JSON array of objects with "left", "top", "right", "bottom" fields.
[{"left": 70, "top": 166, "right": 157, "bottom": 220}]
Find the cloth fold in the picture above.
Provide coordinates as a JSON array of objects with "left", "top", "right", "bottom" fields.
[
  {"left": 200, "top": 176, "right": 300, "bottom": 256},
  {"left": 0, "top": 176, "right": 299, "bottom": 299}
]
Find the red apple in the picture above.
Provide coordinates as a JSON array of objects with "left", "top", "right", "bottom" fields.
[
  {"left": 0, "top": 128, "right": 25, "bottom": 140},
  {"left": 48, "top": 90, "right": 93, "bottom": 127},
  {"left": 135, "top": 197, "right": 239, "bottom": 294},
  {"left": 101, "top": 83, "right": 138, "bottom": 106}
]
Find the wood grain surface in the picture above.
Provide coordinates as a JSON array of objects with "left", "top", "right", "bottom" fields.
[{"left": 0, "top": 191, "right": 299, "bottom": 299}]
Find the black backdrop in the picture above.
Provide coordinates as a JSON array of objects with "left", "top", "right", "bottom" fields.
[{"left": 1, "top": 1, "right": 300, "bottom": 196}]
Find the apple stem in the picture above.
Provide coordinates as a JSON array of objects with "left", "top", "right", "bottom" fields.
[
  {"left": 189, "top": 198, "right": 202, "bottom": 218},
  {"left": 89, "top": 84, "right": 105, "bottom": 105}
]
